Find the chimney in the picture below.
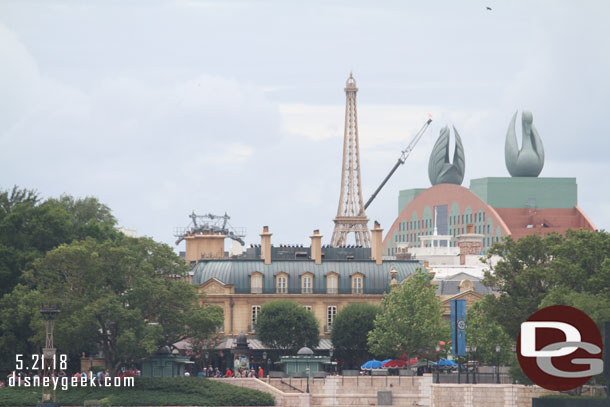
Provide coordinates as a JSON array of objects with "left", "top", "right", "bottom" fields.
[
  {"left": 455, "top": 226, "right": 484, "bottom": 265},
  {"left": 260, "top": 226, "right": 272, "bottom": 265},
  {"left": 371, "top": 221, "right": 383, "bottom": 265},
  {"left": 310, "top": 229, "right": 323, "bottom": 265}
]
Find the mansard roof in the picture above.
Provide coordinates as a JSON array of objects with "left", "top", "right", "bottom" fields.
[{"left": 191, "top": 259, "right": 422, "bottom": 294}]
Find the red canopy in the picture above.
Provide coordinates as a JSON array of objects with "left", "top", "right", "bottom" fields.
[{"left": 382, "top": 358, "right": 418, "bottom": 368}]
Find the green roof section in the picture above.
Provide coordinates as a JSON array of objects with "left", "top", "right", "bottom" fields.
[
  {"left": 469, "top": 177, "right": 577, "bottom": 209},
  {"left": 192, "top": 260, "right": 423, "bottom": 295},
  {"left": 398, "top": 188, "right": 426, "bottom": 215}
]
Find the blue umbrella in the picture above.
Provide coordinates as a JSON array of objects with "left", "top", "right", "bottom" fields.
[
  {"left": 361, "top": 359, "right": 383, "bottom": 370},
  {"left": 381, "top": 359, "right": 392, "bottom": 365},
  {"left": 437, "top": 358, "right": 457, "bottom": 367}
]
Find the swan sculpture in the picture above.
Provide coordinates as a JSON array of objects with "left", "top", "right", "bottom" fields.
[
  {"left": 428, "top": 125, "right": 465, "bottom": 186},
  {"left": 505, "top": 110, "right": 544, "bottom": 177}
]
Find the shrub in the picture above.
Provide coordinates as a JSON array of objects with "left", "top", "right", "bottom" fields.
[{"left": 0, "top": 377, "right": 274, "bottom": 406}]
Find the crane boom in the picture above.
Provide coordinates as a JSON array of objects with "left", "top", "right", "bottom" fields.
[{"left": 364, "top": 117, "right": 432, "bottom": 210}]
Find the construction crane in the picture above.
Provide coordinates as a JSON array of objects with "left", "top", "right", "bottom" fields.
[
  {"left": 364, "top": 116, "right": 433, "bottom": 210},
  {"left": 174, "top": 211, "right": 246, "bottom": 245}
]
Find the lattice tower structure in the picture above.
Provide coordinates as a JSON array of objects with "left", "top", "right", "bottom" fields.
[{"left": 331, "top": 73, "right": 371, "bottom": 248}]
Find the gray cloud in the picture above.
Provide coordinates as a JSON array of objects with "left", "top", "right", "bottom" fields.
[{"left": 1, "top": 1, "right": 609, "bottom": 251}]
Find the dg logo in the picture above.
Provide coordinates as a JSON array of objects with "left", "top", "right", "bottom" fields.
[{"left": 517, "top": 305, "right": 603, "bottom": 391}]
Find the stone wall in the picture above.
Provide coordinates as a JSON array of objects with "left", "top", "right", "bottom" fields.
[
  {"left": 430, "top": 383, "right": 557, "bottom": 407},
  {"left": 214, "top": 377, "right": 309, "bottom": 407},
  {"left": 213, "top": 375, "right": 559, "bottom": 407}
]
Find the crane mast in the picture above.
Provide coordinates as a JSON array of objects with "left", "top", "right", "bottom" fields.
[{"left": 364, "top": 117, "right": 433, "bottom": 210}]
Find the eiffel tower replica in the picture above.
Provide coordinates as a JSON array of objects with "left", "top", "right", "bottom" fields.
[{"left": 331, "top": 73, "right": 371, "bottom": 248}]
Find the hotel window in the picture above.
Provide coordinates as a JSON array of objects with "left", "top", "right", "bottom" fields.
[
  {"left": 327, "top": 274, "right": 338, "bottom": 294},
  {"left": 276, "top": 274, "right": 287, "bottom": 294},
  {"left": 303, "top": 305, "right": 312, "bottom": 312},
  {"left": 251, "top": 274, "right": 263, "bottom": 294},
  {"left": 250, "top": 305, "right": 261, "bottom": 332},
  {"left": 352, "top": 276, "right": 363, "bottom": 295},
  {"left": 302, "top": 275, "right": 312, "bottom": 294},
  {"left": 327, "top": 306, "right": 337, "bottom": 331}
]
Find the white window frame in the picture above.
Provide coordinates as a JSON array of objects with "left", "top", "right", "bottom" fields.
[
  {"left": 251, "top": 305, "right": 261, "bottom": 332},
  {"left": 251, "top": 274, "right": 263, "bottom": 294},
  {"left": 326, "top": 275, "right": 338, "bottom": 294},
  {"left": 276, "top": 275, "right": 287, "bottom": 294},
  {"left": 303, "top": 305, "right": 312, "bottom": 312},
  {"left": 352, "top": 276, "right": 363, "bottom": 295},
  {"left": 302, "top": 275, "right": 312, "bottom": 294},
  {"left": 327, "top": 306, "right": 337, "bottom": 330}
]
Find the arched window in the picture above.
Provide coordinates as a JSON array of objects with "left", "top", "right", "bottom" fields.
[
  {"left": 351, "top": 274, "right": 363, "bottom": 295},
  {"left": 251, "top": 273, "right": 263, "bottom": 294},
  {"left": 276, "top": 273, "right": 288, "bottom": 294},
  {"left": 326, "top": 274, "right": 338, "bottom": 294},
  {"left": 301, "top": 273, "right": 313, "bottom": 294}
]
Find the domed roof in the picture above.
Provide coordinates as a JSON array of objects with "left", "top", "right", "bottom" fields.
[
  {"left": 235, "top": 333, "right": 249, "bottom": 350},
  {"left": 297, "top": 347, "right": 314, "bottom": 355},
  {"left": 156, "top": 345, "right": 171, "bottom": 355}
]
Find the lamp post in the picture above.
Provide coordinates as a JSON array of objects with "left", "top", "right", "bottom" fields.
[
  {"left": 329, "top": 348, "right": 334, "bottom": 375},
  {"left": 472, "top": 345, "right": 477, "bottom": 384},
  {"left": 40, "top": 306, "right": 59, "bottom": 407},
  {"left": 511, "top": 344, "right": 517, "bottom": 384},
  {"left": 457, "top": 354, "right": 461, "bottom": 384},
  {"left": 495, "top": 345, "right": 501, "bottom": 384},
  {"left": 306, "top": 367, "right": 310, "bottom": 393},
  {"left": 435, "top": 344, "right": 440, "bottom": 384},
  {"left": 465, "top": 345, "right": 470, "bottom": 384},
  {"left": 263, "top": 352, "right": 267, "bottom": 377},
  {"left": 205, "top": 352, "right": 209, "bottom": 374}
]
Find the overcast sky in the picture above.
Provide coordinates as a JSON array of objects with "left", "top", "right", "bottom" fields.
[{"left": 2, "top": 0, "right": 609, "bottom": 252}]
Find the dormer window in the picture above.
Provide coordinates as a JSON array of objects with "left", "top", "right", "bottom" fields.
[
  {"left": 251, "top": 272, "right": 263, "bottom": 294},
  {"left": 301, "top": 273, "right": 313, "bottom": 294},
  {"left": 351, "top": 273, "right": 363, "bottom": 295},
  {"left": 326, "top": 273, "right": 338, "bottom": 294},
  {"left": 276, "top": 273, "right": 288, "bottom": 294}
]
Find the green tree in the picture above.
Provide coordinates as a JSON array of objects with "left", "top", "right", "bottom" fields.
[
  {"left": 482, "top": 234, "right": 558, "bottom": 338},
  {"left": 255, "top": 300, "right": 319, "bottom": 352},
  {"left": 3, "top": 236, "right": 223, "bottom": 376},
  {"left": 331, "top": 303, "right": 379, "bottom": 369},
  {"left": 483, "top": 230, "right": 610, "bottom": 337},
  {"left": 481, "top": 230, "right": 610, "bottom": 386},
  {"left": 368, "top": 271, "right": 444, "bottom": 359},
  {"left": 466, "top": 297, "right": 513, "bottom": 365},
  {"left": 0, "top": 187, "right": 118, "bottom": 297},
  {"left": 0, "top": 285, "right": 48, "bottom": 374}
]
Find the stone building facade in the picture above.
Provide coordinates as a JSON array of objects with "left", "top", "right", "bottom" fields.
[{"left": 191, "top": 226, "right": 421, "bottom": 339}]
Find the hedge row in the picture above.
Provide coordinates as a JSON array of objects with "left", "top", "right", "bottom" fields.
[{"left": 0, "top": 377, "right": 275, "bottom": 406}]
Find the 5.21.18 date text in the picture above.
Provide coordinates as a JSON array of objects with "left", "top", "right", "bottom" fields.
[{"left": 15, "top": 354, "right": 68, "bottom": 371}]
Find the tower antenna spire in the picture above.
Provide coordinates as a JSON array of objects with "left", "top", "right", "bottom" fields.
[{"left": 330, "top": 73, "right": 371, "bottom": 248}]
